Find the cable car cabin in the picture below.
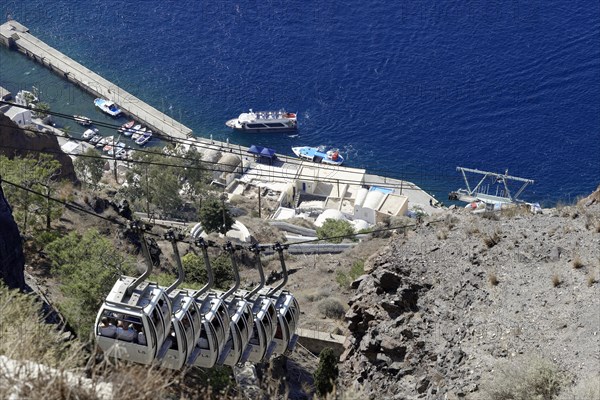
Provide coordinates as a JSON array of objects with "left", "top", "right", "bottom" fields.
[
  {"left": 157, "top": 290, "right": 202, "bottom": 370},
  {"left": 218, "top": 295, "right": 254, "bottom": 366},
  {"left": 188, "top": 292, "right": 231, "bottom": 368},
  {"left": 243, "top": 294, "right": 278, "bottom": 363},
  {"left": 95, "top": 277, "right": 172, "bottom": 365},
  {"left": 270, "top": 290, "right": 301, "bottom": 356}
]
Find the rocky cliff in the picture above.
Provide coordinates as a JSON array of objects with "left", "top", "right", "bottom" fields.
[
  {"left": 0, "top": 182, "right": 25, "bottom": 289},
  {"left": 339, "top": 195, "right": 600, "bottom": 399},
  {"left": 0, "top": 114, "right": 76, "bottom": 181}
]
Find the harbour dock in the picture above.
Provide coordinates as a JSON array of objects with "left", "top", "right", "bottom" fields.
[
  {"left": 1, "top": 19, "right": 441, "bottom": 216},
  {"left": 0, "top": 20, "right": 192, "bottom": 139}
]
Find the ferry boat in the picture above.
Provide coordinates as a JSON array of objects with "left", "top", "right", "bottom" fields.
[
  {"left": 291, "top": 146, "right": 344, "bottom": 166},
  {"left": 94, "top": 98, "right": 122, "bottom": 117},
  {"left": 226, "top": 109, "right": 297, "bottom": 133}
]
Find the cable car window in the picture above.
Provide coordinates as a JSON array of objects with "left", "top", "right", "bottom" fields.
[{"left": 97, "top": 312, "right": 118, "bottom": 338}]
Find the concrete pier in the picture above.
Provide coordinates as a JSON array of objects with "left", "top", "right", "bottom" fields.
[{"left": 0, "top": 20, "right": 192, "bottom": 139}]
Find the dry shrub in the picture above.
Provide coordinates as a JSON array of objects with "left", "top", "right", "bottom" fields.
[
  {"left": 436, "top": 229, "right": 448, "bottom": 240},
  {"left": 572, "top": 256, "right": 584, "bottom": 269},
  {"left": 304, "top": 288, "right": 331, "bottom": 303},
  {"left": 483, "top": 356, "right": 567, "bottom": 400},
  {"left": 557, "top": 374, "right": 600, "bottom": 400},
  {"left": 552, "top": 274, "right": 562, "bottom": 287},
  {"left": 318, "top": 298, "right": 346, "bottom": 320},
  {"left": 587, "top": 272, "right": 597, "bottom": 287},
  {"left": 488, "top": 272, "right": 499, "bottom": 286},
  {"left": 484, "top": 230, "right": 501, "bottom": 248},
  {"left": 465, "top": 224, "right": 480, "bottom": 235}
]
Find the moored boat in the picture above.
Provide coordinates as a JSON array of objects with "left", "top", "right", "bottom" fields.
[
  {"left": 74, "top": 115, "right": 92, "bottom": 126},
  {"left": 82, "top": 128, "right": 97, "bottom": 140},
  {"left": 94, "top": 98, "right": 122, "bottom": 117},
  {"left": 135, "top": 132, "right": 152, "bottom": 146},
  {"left": 291, "top": 146, "right": 344, "bottom": 166},
  {"left": 226, "top": 109, "right": 297, "bottom": 133}
]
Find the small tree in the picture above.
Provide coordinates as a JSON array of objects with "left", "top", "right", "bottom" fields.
[
  {"left": 46, "top": 230, "right": 133, "bottom": 338},
  {"left": 198, "top": 197, "right": 234, "bottom": 234},
  {"left": 314, "top": 347, "right": 339, "bottom": 396},
  {"left": 316, "top": 219, "right": 355, "bottom": 243},
  {"left": 74, "top": 148, "right": 106, "bottom": 190},
  {"left": 182, "top": 252, "right": 234, "bottom": 290}
]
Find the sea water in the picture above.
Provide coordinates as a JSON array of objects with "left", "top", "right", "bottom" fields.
[{"left": 1, "top": 0, "right": 598, "bottom": 205}]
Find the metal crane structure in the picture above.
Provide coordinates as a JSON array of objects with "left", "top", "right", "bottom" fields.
[
  {"left": 94, "top": 224, "right": 300, "bottom": 370},
  {"left": 449, "top": 166, "right": 535, "bottom": 206}
]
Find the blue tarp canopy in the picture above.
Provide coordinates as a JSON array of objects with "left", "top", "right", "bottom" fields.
[
  {"left": 248, "top": 145, "right": 276, "bottom": 159},
  {"left": 248, "top": 145, "right": 262, "bottom": 155},
  {"left": 260, "top": 147, "right": 276, "bottom": 159}
]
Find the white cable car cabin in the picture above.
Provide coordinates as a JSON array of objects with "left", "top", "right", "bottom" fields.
[
  {"left": 95, "top": 225, "right": 172, "bottom": 365},
  {"left": 264, "top": 243, "right": 300, "bottom": 356},
  {"left": 155, "top": 232, "right": 203, "bottom": 370},
  {"left": 237, "top": 244, "right": 278, "bottom": 363},
  {"left": 187, "top": 239, "right": 232, "bottom": 369},
  {"left": 217, "top": 243, "right": 254, "bottom": 366}
]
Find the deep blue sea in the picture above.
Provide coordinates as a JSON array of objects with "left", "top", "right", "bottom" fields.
[{"left": 1, "top": 1, "right": 598, "bottom": 205}]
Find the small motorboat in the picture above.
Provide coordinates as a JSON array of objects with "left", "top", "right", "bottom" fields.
[
  {"left": 291, "top": 146, "right": 344, "bottom": 166},
  {"left": 94, "top": 98, "right": 122, "bottom": 117},
  {"left": 97, "top": 135, "right": 115, "bottom": 148},
  {"left": 107, "top": 142, "right": 126, "bottom": 156},
  {"left": 135, "top": 132, "right": 152, "bottom": 146},
  {"left": 82, "top": 128, "right": 97, "bottom": 140},
  {"left": 74, "top": 115, "right": 92, "bottom": 126},
  {"left": 89, "top": 134, "right": 103, "bottom": 145}
]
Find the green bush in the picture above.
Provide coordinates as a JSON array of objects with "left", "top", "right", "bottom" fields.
[
  {"left": 314, "top": 347, "right": 339, "bottom": 396},
  {"left": 336, "top": 260, "right": 365, "bottom": 288},
  {"left": 316, "top": 219, "right": 355, "bottom": 243},
  {"left": 181, "top": 252, "right": 234, "bottom": 291},
  {"left": 317, "top": 298, "right": 346, "bottom": 319},
  {"left": 198, "top": 198, "right": 234, "bottom": 234},
  {"left": 45, "top": 230, "right": 134, "bottom": 338}
]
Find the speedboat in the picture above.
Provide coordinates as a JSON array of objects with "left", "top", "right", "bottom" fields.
[
  {"left": 291, "top": 146, "right": 344, "bottom": 166},
  {"left": 107, "top": 142, "right": 126, "bottom": 156},
  {"left": 82, "top": 128, "right": 97, "bottom": 140},
  {"left": 226, "top": 109, "right": 297, "bottom": 133},
  {"left": 90, "top": 134, "right": 103, "bottom": 145},
  {"left": 74, "top": 115, "right": 92, "bottom": 126},
  {"left": 94, "top": 98, "right": 122, "bottom": 117},
  {"left": 135, "top": 132, "right": 152, "bottom": 146},
  {"left": 118, "top": 120, "right": 135, "bottom": 134}
]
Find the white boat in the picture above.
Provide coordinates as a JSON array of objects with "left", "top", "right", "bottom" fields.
[
  {"left": 291, "top": 146, "right": 344, "bottom": 166},
  {"left": 15, "top": 90, "right": 38, "bottom": 106},
  {"left": 96, "top": 135, "right": 115, "bottom": 148},
  {"left": 226, "top": 109, "right": 298, "bottom": 133},
  {"left": 107, "top": 142, "right": 126, "bottom": 156},
  {"left": 94, "top": 98, "right": 122, "bottom": 117},
  {"left": 89, "top": 134, "right": 103, "bottom": 145},
  {"left": 74, "top": 115, "right": 92, "bottom": 126},
  {"left": 135, "top": 132, "right": 152, "bottom": 146},
  {"left": 82, "top": 128, "right": 97, "bottom": 140}
]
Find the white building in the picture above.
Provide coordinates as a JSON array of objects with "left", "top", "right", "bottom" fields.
[
  {"left": 3, "top": 106, "right": 32, "bottom": 127},
  {"left": 354, "top": 187, "right": 409, "bottom": 224}
]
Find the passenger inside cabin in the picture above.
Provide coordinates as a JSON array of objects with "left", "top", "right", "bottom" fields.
[
  {"left": 136, "top": 324, "right": 147, "bottom": 345},
  {"left": 117, "top": 322, "right": 136, "bottom": 342},
  {"left": 99, "top": 317, "right": 117, "bottom": 338}
]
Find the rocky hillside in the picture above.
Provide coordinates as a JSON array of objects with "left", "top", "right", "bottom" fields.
[
  {"left": 0, "top": 115, "right": 76, "bottom": 180},
  {"left": 339, "top": 194, "right": 600, "bottom": 399}
]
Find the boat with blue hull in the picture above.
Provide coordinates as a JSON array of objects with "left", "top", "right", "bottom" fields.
[
  {"left": 94, "top": 98, "right": 122, "bottom": 117},
  {"left": 291, "top": 146, "right": 344, "bottom": 166}
]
